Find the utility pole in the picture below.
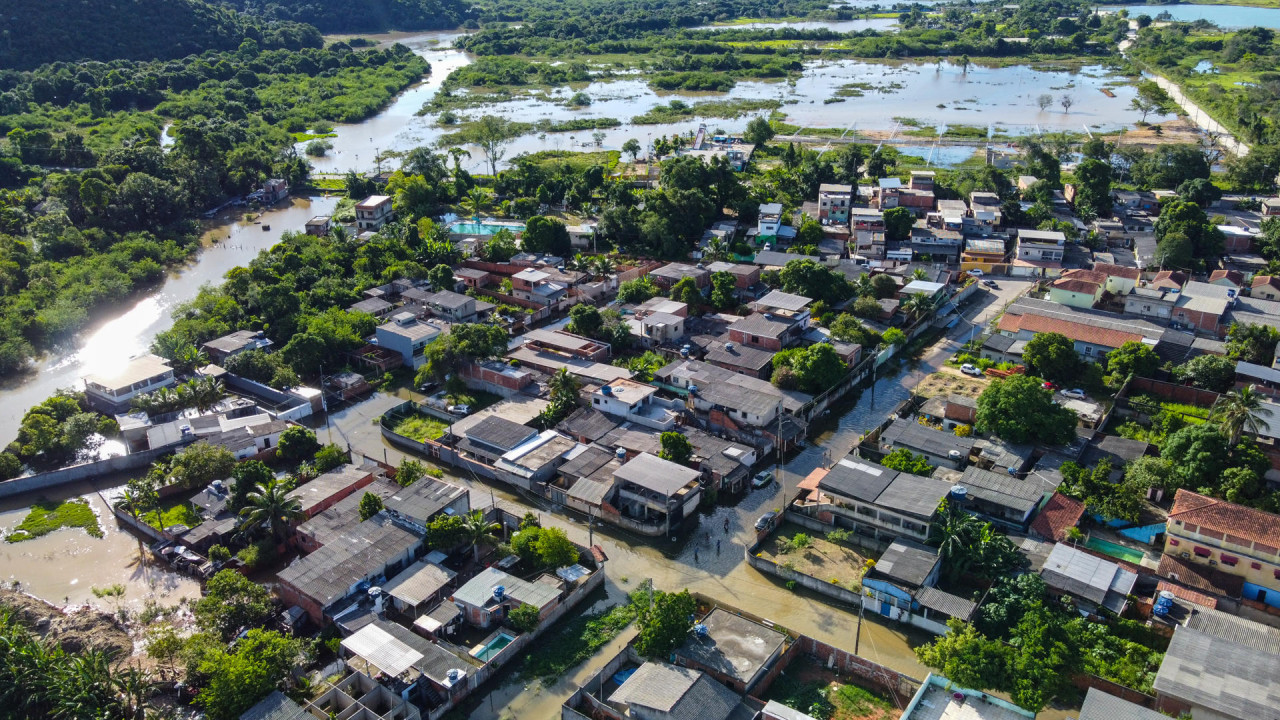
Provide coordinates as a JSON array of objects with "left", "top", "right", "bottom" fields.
[{"left": 854, "top": 595, "right": 865, "bottom": 655}]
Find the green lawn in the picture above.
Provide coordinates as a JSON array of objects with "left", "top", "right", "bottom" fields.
[
  {"left": 6, "top": 498, "right": 103, "bottom": 542},
  {"left": 142, "top": 500, "right": 203, "bottom": 531},
  {"left": 392, "top": 413, "right": 450, "bottom": 442}
]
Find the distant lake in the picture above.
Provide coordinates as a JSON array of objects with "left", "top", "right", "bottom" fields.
[
  {"left": 693, "top": 18, "right": 898, "bottom": 32},
  {"left": 1116, "top": 3, "right": 1280, "bottom": 29}
]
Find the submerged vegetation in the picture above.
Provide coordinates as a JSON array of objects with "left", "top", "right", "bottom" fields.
[{"left": 6, "top": 498, "right": 103, "bottom": 542}]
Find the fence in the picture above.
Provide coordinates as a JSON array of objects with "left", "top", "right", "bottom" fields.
[
  {"left": 1127, "top": 376, "right": 1221, "bottom": 408},
  {"left": 1070, "top": 674, "right": 1157, "bottom": 708},
  {"left": 797, "top": 635, "right": 920, "bottom": 707},
  {"left": 0, "top": 445, "right": 181, "bottom": 500},
  {"left": 744, "top": 521, "right": 867, "bottom": 607}
]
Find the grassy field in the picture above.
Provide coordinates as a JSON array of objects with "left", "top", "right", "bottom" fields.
[
  {"left": 392, "top": 413, "right": 450, "bottom": 442},
  {"left": 516, "top": 602, "right": 637, "bottom": 680},
  {"left": 763, "top": 655, "right": 899, "bottom": 720},
  {"left": 6, "top": 498, "right": 103, "bottom": 542},
  {"left": 758, "top": 522, "right": 870, "bottom": 591},
  {"left": 142, "top": 500, "right": 203, "bottom": 531}
]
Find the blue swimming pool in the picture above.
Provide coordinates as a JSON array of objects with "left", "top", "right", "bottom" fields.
[
  {"left": 448, "top": 221, "right": 525, "bottom": 236},
  {"left": 471, "top": 632, "right": 515, "bottom": 662},
  {"left": 1085, "top": 537, "right": 1146, "bottom": 565}
]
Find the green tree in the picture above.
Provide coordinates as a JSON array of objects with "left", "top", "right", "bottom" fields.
[
  {"left": 470, "top": 115, "right": 516, "bottom": 176},
  {"left": 276, "top": 426, "right": 320, "bottom": 462},
  {"left": 194, "top": 629, "right": 304, "bottom": 720},
  {"left": 880, "top": 448, "right": 934, "bottom": 475},
  {"left": 743, "top": 116, "right": 775, "bottom": 145},
  {"left": 771, "top": 343, "right": 847, "bottom": 394},
  {"left": 1154, "top": 231, "right": 1193, "bottom": 271},
  {"left": 358, "top": 491, "right": 384, "bottom": 521},
  {"left": 427, "top": 263, "right": 455, "bottom": 292},
  {"left": 535, "top": 526, "right": 579, "bottom": 568},
  {"left": 915, "top": 620, "right": 1013, "bottom": 693},
  {"left": 230, "top": 460, "right": 272, "bottom": 512},
  {"left": 481, "top": 228, "right": 519, "bottom": 262},
  {"left": 710, "top": 271, "right": 737, "bottom": 309},
  {"left": 659, "top": 431, "right": 693, "bottom": 466},
  {"left": 523, "top": 216, "right": 572, "bottom": 256},
  {"left": 1155, "top": 199, "right": 1224, "bottom": 260},
  {"left": 883, "top": 327, "right": 906, "bottom": 346},
  {"left": 870, "top": 273, "right": 898, "bottom": 299},
  {"left": 976, "top": 574, "right": 1049, "bottom": 638},
  {"left": 1072, "top": 158, "right": 1112, "bottom": 222},
  {"left": 1022, "top": 332, "right": 1081, "bottom": 383},
  {"left": 1124, "top": 455, "right": 1178, "bottom": 494},
  {"left": 426, "top": 514, "right": 466, "bottom": 549},
  {"left": 462, "top": 509, "right": 501, "bottom": 562},
  {"left": 669, "top": 276, "right": 703, "bottom": 309},
  {"left": 634, "top": 588, "right": 696, "bottom": 659},
  {"left": 508, "top": 603, "right": 541, "bottom": 632},
  {"left": 851, "top": 295, "right": 883, "bottom": 319},
  {"left": 976, "top": 374, "right": 1077, "bottom": 444},
  {"left": 1177, "top": 177, "right": 1222, "bottom": 207},
  {"left": 193, "top": 570, "right": 275, "bottom": 640},
  {"left": 1106, "top": 341, "right": 1159, "bottom": 379},
  {"left": 617, "top": 276, "right": 658, "bottom": 304},
  {"left": 568, "top": 303, "right": 603, "bottom": 337},
  {"left": 238, "top": 480, "right": 305, "bottom": 545},
  {"left": 170, "top": 442, "right": 237, "bottom": 490},
  {"left": 397, "top": 457, "right": 427, "bottom": 487},
  {"left": 622, "top": 138, "right": 642, "bottom": 162},
  {"left": 313, "top": 444, "right": 346, "bottom": 473},
  {"left": 1212, "top": 384, "right": 1273, "bottom": 445},
  {"left": 1162, "top": 424, "right": 1231, "bottom": 491},
  {"left": 145, "top": 624, "right": 185, "bottom": 681},
  {"left": 777, "top": 258, "right": 854, "bottom": 305},
  {"left": 882, "top": 206, "right": 915, "bottom": 242},
  {"left": 1227, "top": 322, "right": 1280, "bottom": 364}
]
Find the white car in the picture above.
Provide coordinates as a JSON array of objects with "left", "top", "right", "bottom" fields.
[
  {"left": 1059, "top": 388, "right": 1086, "bottom": 400},
  {"left": 968, "top": 268, "right": 984, "bottom": 277},
  {"left": 751, "top": 471, "right": 774, "bottom": 488},
  {"left": 448, "top": 404, "right": 471, "bottom": 415},
  {"left": 960, "top": 363, "right": 983, "bottom": 377}
]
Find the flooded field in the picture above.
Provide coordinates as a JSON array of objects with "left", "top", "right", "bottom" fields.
[
  {"left": 0, "top": 482, "right": 202, "bottom": 610},
  {"left": 1114, "top": 3, "right": 1280, "bottom": 29}
]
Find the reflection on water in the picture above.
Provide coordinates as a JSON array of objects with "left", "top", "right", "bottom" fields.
[
  {"left": 1114, "top": 3, "right": 1280, "bottom": 29},
  {"left": 694, "top": 18, "right": 898, "bottom": 32},
  {"left": 0, "top": 486, "right": 202, "bottom": 609}
]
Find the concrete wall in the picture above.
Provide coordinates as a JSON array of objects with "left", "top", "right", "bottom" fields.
[{"left": 0, "top": 445, "right": 181, "bottom": 500}]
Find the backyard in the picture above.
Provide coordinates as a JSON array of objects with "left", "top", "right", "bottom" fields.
[
  {"left": 141, "top": 499, "right": 203, "bottom": 532},
  {"left": 914, "top": 370, "right": 987, "bottom": 400},
  {"left": 391, "top": 411, "right": 450, "bottom": 443},
  {"left": 763, "top": 655, "right": 898, "bottom": 720},
  {"left": 758, "top": 522, "right": 872, "bottom": 592}
]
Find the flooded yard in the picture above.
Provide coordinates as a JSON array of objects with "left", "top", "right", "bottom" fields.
[{"left": 757, "top": 521, "right": 872, "bottom": 590}]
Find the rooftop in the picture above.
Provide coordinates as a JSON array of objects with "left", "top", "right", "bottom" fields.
[
  {"left": 729, "top": 313, "right": 792, "bottom": 339},
  {"left": 382, "top": 559, "right": 456, "bottom": 608},
  {"left": 614, "top": 453, "right": 702, "bottom": 496},
  {"left": 1168, "top": 488, "right": 1280, "bottom": 549},
  {"left": 915, "top": 587, "right": 977, "bottom": 621},
  {"left": 1039, "top": 543, "right": 1137, "bottom": 613},
  {"left": 1076, "top": 687, "right": 1167, "bottom": 720},
  {"left": 287, "top": 464, "right": 373, "bottom": 515},
  {"left": 239, "top": 691, "right": 308, "bottom": 720},
  {"left": 425, "top": 290, "right": 473, "bottom": 310},
  {"left": 202, "top": 329, "right": 269, "bottom": 354},
  {"left": 354, "top": 194, "right": 391, "bottom": 209},
  {"left": 755, "top": 290, "right": 812, "bottom": 312},
  {"left": 902, "top": 674, "right": 1036, "bottom": 720},
  {"left": 84, "top": 353, "right": 172, "bottom": 390},
  {"left": 462, "top": 415, "right": 538, "bottom": 452},
  {"left": 1028, "top": 492, "right": 1085, "bottom": 542},
  {"left": 343, "top": 619, "right": 474, "bottom": 686},
  {"left": 385, "top": 476, "right": 468, "bottom": 525},
  {"left": 676, "top": 608, "right": 787, "bottom": 687},
  {"left": 377, "top": 316, "right": 445, "bottom": 342},
  {"left": 557, "top": 407, "right": 620, "bottom": 443},
  {"left": 1153, "top": 625, "right": 1280, "bottom": 719},
  {"left": 652, "top": 263, "right": 710, "bottom": 280},
  {"left": 1157, "top": 553, "right": 1244, "bottom": 599},
  {"left": 609, "top": 662, "right": 741, "bottom": 720},
  {"left": 453, "top": 566, "right": 562, "bottom": 610},
  {"left": 872, "top": 538, "right": 940, "bottom": 588},
  {"left": 957, "top": 467, "right": 1044, "bottom": 515},
  {"left": 277, "top": 515, "right": 419, "bottom": 607},
  {"left": 875, "top": 471, "right": 953, "bottom": 520},
  {"left": 880, "top": 418, "right": 975, "bottom": 460},
  {"left": 817, "top": 458, "right": 898, "bottom": 504},
  {"left": 703, "top": 340, "right": 775, "bottom": 373}
]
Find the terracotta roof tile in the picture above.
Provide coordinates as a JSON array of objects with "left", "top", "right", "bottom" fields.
[
  {"left": 1151, "top": 270, "right": 1187, "bottom": 289},
  {"left": 998, "top": 311, "right": 1144, "bottom": 349},
  {"left": 1157, "top": 580, "right": 1219, "bottom": 609},
  {"left": 1093, "top": 263, "right": 1141, "bottom": 281},
  {"left": 1252, "top": 275, "right": 1280, "bottom": 291},
  {"left": 1030, "top": 492, "right": 1085, "bottom": 542},
  {"left": 1210, "top": 269, "right": 1243, "bottom": 286},
  {"left": 1157, "top": 553, "right": 1244, "bottom": 599},
  {"left": 1169, "top": 489, "right": 1280, "bottom": 549}
]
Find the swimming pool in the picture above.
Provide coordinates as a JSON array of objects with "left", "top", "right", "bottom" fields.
[
  {"left": 1085, "top": 537, "right": 1146, "bottom": 565},
  {"left": 448, "top": 221, "right": 525, "bottom": 236},
  {"left": 471, "top": 632, "right": 515, "bottom": 662}
]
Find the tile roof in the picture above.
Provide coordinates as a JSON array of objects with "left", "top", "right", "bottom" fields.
[
  {"left": 1251, "top": 274, "right": 1280, "bottom": 290},
  {"left": 998, "top": 310, "right": 1144, "bottom": 349},
  {"left": 1092, "top": 263, "right": 1141, "bottom": 281},
  {"left": 1185, "top": 606, "right": 1280, "bottom": 654},
  {"left": 1150, "top": 270, "right": 1186, "bottom": 289},
  {"left": 1209, "top": 268, "right": 1244, "bottom": 286},
  {"left": 1029, "top": 493, "right": 1084, "bottom": 542},
  {"left": 382, "top": 559, "right": 456, "bottom": 607},
  {"left": 872, "top": 539, "right": 940, "bottom": 588},
  {"left": 1168, "top": 488, "right": 1280, "bottom": 549},
  {"left": 729, "top": 313, "right": 791, "bottom": 339},
  {"left": 610, "top": 662, "right": 740, "bottom": 720},
  {"left": 1156, "top": 554, "right": 1244, "bottom": 599},
  {"left": 914, "top": 587, "right": 977, "bottom": 621},
  {"left": 1156, "top": 580, "right": 1219, "bottom": 609},
  {"left": 1076, "top": 687, "right": 1167, "bottom": 720}
]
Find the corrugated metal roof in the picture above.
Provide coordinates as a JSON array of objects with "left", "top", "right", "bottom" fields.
[
  {"left": 341, "top": 623, "right": 424, "bottom": 678},
  {"left": 383, "top": 559, "right": 456, "bottom": 607},
  {"left": 1154, "top": 625, "right": 1280, "bottom": 718},
  {"left": 1076, "top": 688, "right": 1167, "bottom": 720},
  {"left": 453, "top": 567, "right": 561, "bottom": 610}
]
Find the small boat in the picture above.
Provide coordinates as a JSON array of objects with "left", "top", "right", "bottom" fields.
[
  {"left": 262, "top": 225, "right": 271, "bottom": 231},
  {"left": 1100, "top": 88, "right": 1115, "bottom": 98}
]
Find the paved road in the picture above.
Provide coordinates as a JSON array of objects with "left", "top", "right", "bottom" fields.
[{"left": 327, "top": 278, "right": 1035, "bottom": 719}]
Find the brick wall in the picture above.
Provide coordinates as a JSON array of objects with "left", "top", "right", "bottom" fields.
[
  {"left": 1071, "top": 674, "right": 1157, "bottom": 707},
  {"left": 797, "top": 636, "right": 919, "bottom": 707},
  {"left": 1129, "top": 376, "right": 1221, "bottom": 407}
]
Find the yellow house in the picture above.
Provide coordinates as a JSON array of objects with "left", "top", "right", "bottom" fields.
[
  {"left": 1164, "top": 489, "right": 1280, "bottom": 609},
  {"left": 1048, "top": 270, "right": 1106, "bottom": 309}
]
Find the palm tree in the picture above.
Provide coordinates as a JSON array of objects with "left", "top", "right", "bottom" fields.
[
  {"left": 112, "top": 665, "right": 155, "bottom": 720},
  {"left": 852, "top": 274, "right": 874, "bottom": 298},
  {"left": 547, "top": 367, "right": 579, "bottom": 408},
  {"left": 901, "top": 292, "right": 935, "bottom": 320},
  {"left": 461, "top": 187, "right": 487, "bottom": 219},
  {"left": 176, "top": 344, "right": 209, "bottom": 373},
  {"left": 448, "top": 147, "right": 471, "bottom": 177},
  {"left": 331, "top": 224, "right": 351, "bottom": 245},
  {"left": 704, "top": 236, "right": 729, "bottom": 262},
  {"left": 185, "top": 376, "right": 225, "bottom": 412},
  {"left": 911, "top": 268, "right": 928, "bottom": 281},
  {"left": 239, "top": 481, "right": 305, "bottom": 545},
  {"left": 590, "top": 255, "right": 615, "bottom": 279},
  {"left": 1213, "top": 384, "right": 1273, "bottom": 445},
  {"left": 55, "top": 649, "right": 120, "bottom": 720},
  {"left": 568, "top": 253, "right": 590, "bottom": 272},
  {"left": 461, "top": 510, "right": 501, "bottom": 562},
  {"left": 929, "top": 500, "right": 979, "bottom": 580}
]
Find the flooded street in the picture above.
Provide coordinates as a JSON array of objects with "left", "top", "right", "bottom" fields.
[{"left": 0, "top": 481, "right": 202, "bottom": 610}]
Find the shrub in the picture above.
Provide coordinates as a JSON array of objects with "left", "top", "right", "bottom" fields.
[
  {"left": 954, "top": 424, "right": 973, "bottom": 437},
  {"left": 208, "top": 544, "right": 231, "bottom": 562}
]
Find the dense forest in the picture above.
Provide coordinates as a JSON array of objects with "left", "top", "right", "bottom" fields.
[
  {"left": 0, "top": 35, "right": 428, "bottom": 376},
  {"left": 2, "top": 0, "right": 323, "bottom": 70},
  {"left": 213, "top": 0, "right": 474, "bottom": 33}
]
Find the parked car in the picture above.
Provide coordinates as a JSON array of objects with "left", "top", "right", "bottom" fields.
[
  {"left": 755, "top": 511, "right": 778, "bottom": 531},
  {"left": 960, "top": 363, "right": 983, "bottom": 377},
  {"left": 1042, "top": 381, "right": 1056, "bottom": 390},
  {"left": 968, "top": 268, "right": 984, "bottom": 277},
  {"left": 1060, "top": 388, "right": 1086, "bottom": 400},
  {"left": 751, "top": 471, "right": 774, "bottom": 488},
  {"left": 448, "top": 404, "right": 470, "bottom": 415},
  {"left": 982, "top": 279, "right": 998, "bottom": 288}
]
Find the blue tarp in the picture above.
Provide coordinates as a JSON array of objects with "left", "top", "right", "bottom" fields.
[
  {"left": 1118, "top": 523, "right": 1166, "bottom": 545},
  {"left": 1089, "top": 513, "right": 1133, "bottom": 529}
]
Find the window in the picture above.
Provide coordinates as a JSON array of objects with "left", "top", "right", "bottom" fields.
[
  {"left": 1193, "top": 546, "right": 1211, "bottom": 558},
  {"left": 1220, "top": 555, "right": 1238, "bottom": 567},
  {"left": 1252, "top": 562, "right": 1262, "bottom": 571},
  {"left": 1169, "top": 538, "right": 1180, "bottom": 547}
]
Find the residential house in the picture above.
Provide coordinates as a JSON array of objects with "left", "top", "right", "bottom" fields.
[
  {"left": 969, "top": 191, "right": 1002, "bottom": 224},
  {"left": 861, "top": 538, "right": 976, "bottom": 633},
  {"left": 1153, "top": 617, "right": 1280, "bottom": 720},
  {"left": 201, "top": 329, "right": 273, "bottom": 363},
  {"left": 1049, "top": 269, "right": 1108, "bottom": 309},
  {"left": 686, "top": 429, "right": 756, "bottom": 493},
  {"left": 902, "top": 674, "right": 1036, "bottom": 720},
  {"left": 454, "top": 267, "right": 491, "bottom": 289},
  {"left": 422, "top": 290, "right": 478, "bottom": 322},
  {"left": 961, "top": 238, "right": 1006, "bottom": 272},
  {"left": 452, "top": 566, "right": 564, "bottom": 629},
  {"left": 383, "top": 474, "right": 470, "bottom": 533},
  {"left": 630, "top": 312, "right": 686, "bottom": 349},
  {"left": 702, "top": 339, "right": 775, "bottom": 379},
  {"left": 918, "top": 393, "right": 977, "bottom": 430},
  {"left": 1092, "top": 263, "right": 1141, "bottom": 294},
  {"left": 557, "top": 408, "right": 620, "bottom": 445},
  {"left": 459, "top": 359, "right": 536, "bottom": 397},
  {"left": 998, "top": 298, "right": 1159, "bottom": 362},
  {"left": 672, "top": 608, "right": 786, "bottom": 694},
  {"left": 878, "top": 418, "right": 974, "bottom": 469},
  {"left": 613, "top": 453, "right": 703, "bottom": 536},
  {"left": 726, "top": 313, "right": 798, "bottom": 351},
  {"left": 355, "top": 195, "right": 394, "bottom": 231},
  {"left": 608, "top": 662, "right": 743, "bottom": 720},
  {"left": 304, "top": 215, "right": 332, "bottom": 236},
  {"left": 1164, "top": 488, "right": 1280, "bottom": 608},
  {"left": 1264, "top": 197, "right": 1280, "bottom": 216},
  {"left": 951, "top": 466, "right": 1045, "bottom": 529},
  {"left": 650, "top": 263, "right": 711, "bottom": 290},
  {"left": 521, "top": 328, "right": 611, "bottom": 361},
  {"left": 510, "top": 268, "right": 567, "bottom": 306},
  {"left": 909, "top": 227, "right": 963, "bottom": 262},
  {"left": 588, "top": 379, "right": 679, "bottom": 431},
  {"left": 1012, "top": 228, "right": 1065, "bottom": 277},
  {"left": 1124, "top": 286, "right": 1176, "bottom": 321},
  {"left": 1114, "top": 190, "right": 1158, "bottom": 213},
  {"left": 456, "top": 415, "right": 539, "bottom": 464},
  {"left": 348, "top": 296, "right": 396, "bottom": 319},
  {"left": 748, "top": 249, "right": 796, "bottom": 269},
  {"left": 1235, "top": 362, "right": 1280, "bottom": 397},
  {"left": 83, "top": 354, "right": 176, "bottom": 414},
  {"left": 757, "top": 202, "right": 784, "bottom": 237},
  {"left": 753, "top": 289, "right": 812, "bottom": 324},
  {"left": 1172, "top": 281, "right": 1231, "bottom": 336},
  {"left": 980, "top": 333, "right": 1024, "bottom": 365},
  {"left": 1252, "top": 274, "right": 1280, "bottom": 301},
  {"left": 929, "top": 199, "right": 967, "bottom": 232},
  {"left": 375, "top": 312, "right": 446, "bottom": 369},
  {"left": 1017, "top": 175, "right": 1039, "bottom": 191},
  {"left": 804, "top": 457, "right": 952, "bottom": 545},
  {"left": 1210, "top": 268, "right": 1245, "bottom": 290},
  {"left": 276, "top": 514, "right": 421, "bottom": 624},
  {"left": 818, "top": 183, "right": 854, "bottom": 223},
  {"left": 703, "top": 262, "right": 760, "bottom": 295},
  {"left": 850, "top": 207, "right": 885, "bottom": 231},
  {"left": 566, "top": 223, "right": 596, "bottom": 249},
  {"left": 201, "top": 416, "right": 288, "bottom": 460},
  {"left": 1039, "top": 542, "right": 1138, "bottom": 615},
  {"left": 1219, "top": 224, "right": 1255, "bottom": 253},
  {"left": 260, "top": 178, "right": 288, "bottom": 203},
  {"left": 1028, "top": 492, "right": 1085, "bottom": 542},
  {"left": 635, "top": 297, "right": 690, "bottom": 318},
  {"left": 494, "top": 430, "right": 579, "bottom": 490},
  {"left": 1150, "top": 270, "right": 1188, "bottom": 290},
  {"left": 656, "top": 359, "right": 793, "bottom": 432},
  {"left": 288, "top": 464, "right": 379, "bottom": 519},
  {"left": 851, "top": 230, "right": 886, "bottom": 260},
  {"left": 381, "top": 559, "right": 457, "bottom": 618},
  {"left": 337, "top": 620, "right": 472, "bottom": 712}
]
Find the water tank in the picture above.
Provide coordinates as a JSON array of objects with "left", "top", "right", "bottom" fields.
[
  {"left": 680, "top": 344, "right": 691, "bottom": 357},
  {"left": 689, "top": 384, "right": 699, "bottom": 394},
  {"left": 724, "top": 342, "right": 735, "bottom": 352},
  {"left": 446, "top": 668, "right": 463, "bottom": 683},
  {"left": 493, "top": 585, "right": 506, "bottom": 603},
  {"left": 211, "top": 480, "right": 225, "bottom": 494},
  {"left": 615, "top": 447, "right": 627, "bottom": 460},
  {"left": 948, "top": 450, "right": 962, "bottom": 460},
  {"left": 601, "top": 385, "right": 613, "bottom": 396},
  {"left": 1159, "top": 590, "right": 1176, "bottom": 601},
  {"left": 694, "top": 623, "right": 709, "bottom": 637},
  {"left": 949, "top": 485, "right": 968, "bottom": 502}
]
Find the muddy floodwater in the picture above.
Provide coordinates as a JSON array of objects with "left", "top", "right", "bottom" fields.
[{"left": 0, "top": 482, "right": 202, "bottom": 610}]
